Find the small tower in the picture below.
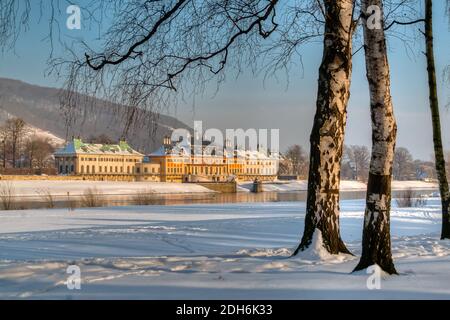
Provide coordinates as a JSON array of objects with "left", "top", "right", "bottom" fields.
[{"left": 163, "top": 136, "right": 171, "bottom": 147}]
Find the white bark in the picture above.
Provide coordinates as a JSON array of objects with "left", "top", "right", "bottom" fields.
[
  {"left": 295, "top": 0, "right": 355, "bottom": 255},
  {"left": 354, "top": 0, "right": 397, "bottom": 274}
]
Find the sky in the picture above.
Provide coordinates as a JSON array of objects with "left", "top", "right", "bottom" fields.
[{"left": 0, "top": 1, "right": 449, "bottom": 160}]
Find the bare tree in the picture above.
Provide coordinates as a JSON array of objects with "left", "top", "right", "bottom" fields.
[
  {"left": 393, "top": 147, "right": 414, "bottom": 180},
  {"left": 24, "top": 137, "right": 55, "bottom": 170},
  {"left": 354, "top": 0, "right": 397, "bottom": 275},
  {"left": 283, "top": 144, "right": 308, "bottom": 176},
  {"left": 344, "top": 145, "right": 370, "bottom": 181},
  {"left": 414, "top": 159, "right": 436, "bottom": 180},
  {"left": 4, "top": 118, "right": 26, "bottom": 168},
  {"left": 423, "top": 0, "right": 450, "bottom": 239},
  {"left": 0, "top": 124, "right": 8, "bottom": 169}
]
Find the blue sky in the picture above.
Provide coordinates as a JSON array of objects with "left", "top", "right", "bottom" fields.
[{"left": 0, "top": 1, "right": 449, "bottom": 160}]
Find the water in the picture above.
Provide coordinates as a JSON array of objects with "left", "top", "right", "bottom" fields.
[{"left": 13, "top": 189, "right": 437, "bottom": 210}]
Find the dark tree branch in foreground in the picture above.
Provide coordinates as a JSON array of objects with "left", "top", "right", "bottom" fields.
[
  {"left": 85, "top": 0, "right": 190, "bottom": 71},
  {"left": 58, "top": 0, "right": 312, "bottom": 138},
  {"left": 384, "top": 18, "right": 425, "bottom": 31}
]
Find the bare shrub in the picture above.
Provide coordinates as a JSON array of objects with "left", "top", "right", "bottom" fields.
[
  {"left": 35, "top": 188, "right": 55, "bottom": 209},
  {"left": 133, "top": 189, "right": 156, "bottom": 205},
  {"left": 80, "top": 187, "right": 103, "bottom": 208},
  {"left": 0, "top": 181, "right": 15, "bottom": 210},
  {"left": 396, "top": 188, "right": 427, "bottom": 208}
]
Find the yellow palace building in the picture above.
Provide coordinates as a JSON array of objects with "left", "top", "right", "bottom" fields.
[
  {"left": 145, "top": 137, "right": 278, "bottom": 183},
  {"left": 54, "top": 138, "right": 145, "bottom": 180},
  {"left": 54, "top": 137, "right": 278, "bottom": 182}
]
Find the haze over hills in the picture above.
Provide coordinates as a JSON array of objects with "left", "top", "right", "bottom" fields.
[{"left": 0, "top": 78, "right": 191, "bottom": 153}]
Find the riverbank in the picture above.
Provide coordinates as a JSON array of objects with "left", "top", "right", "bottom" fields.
[
  {"left": 0, "top": 179, "right": 438, "bottom": 196},
  {"left": 0, "top": 179, "right": 438, "bottom": 210},
  {"left": 0, "top": 198, "right": 449, "bottom": 299},
  {"left": 238, "top": 180, "right": 438, "bottom": 192}
]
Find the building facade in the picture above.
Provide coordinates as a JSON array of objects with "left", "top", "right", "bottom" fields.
[
  {"left": 146, "top": 137, "right": 278, "bottom": 182},
  {"left": 54, "top": 137, "right": 278, "bottom": 183},
  {"left": 54, "top": 138, "right": 144, "bottom": 180}
]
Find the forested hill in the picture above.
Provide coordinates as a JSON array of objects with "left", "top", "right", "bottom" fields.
[{"left": 0, "top": 78, "right": 191, "bottom": 152}]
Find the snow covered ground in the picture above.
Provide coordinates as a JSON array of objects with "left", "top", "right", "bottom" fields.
[
  {"left": 1, "top": 179, "right": 437, "bottom": 198},
  {"left": 0, "top": 195, "right": 449, "bottom": 299},
  {"left": 0, "top": 180, "right": 213, "bottom": 198},
  {"left": 238, "top": 180, "right": 438, "bottom": 192}
]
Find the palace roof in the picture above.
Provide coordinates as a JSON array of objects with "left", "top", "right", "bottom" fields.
[
  {"left": 148, "top": 140, "right": 279, "bottom": 160},
  {"left": 54, "top": 138, "right": 143, "bottom": 156}
]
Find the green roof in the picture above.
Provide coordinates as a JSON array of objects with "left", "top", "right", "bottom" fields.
[{"left": 55, "top": 138, "right": 143, "bottom": 156}]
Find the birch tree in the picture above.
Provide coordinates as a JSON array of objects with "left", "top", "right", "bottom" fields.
[
  {"left": 294, "top": 0, "right": 356, "bottom": 255},
  {"left": 353, "top": 0, "right": 397, "bottom": 274}
]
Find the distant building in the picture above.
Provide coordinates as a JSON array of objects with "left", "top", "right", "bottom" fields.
[
  {"left": 54, "top": 137, "right": 278, "bottom": 183},
  {"left": 54, "top": 138, "right": 144, "bottom": 179},
  {"left": 134, "top": 156, "right": 161, "bottom": 182},
  {"left": 146, "top": 136, "right": 278, "bottom": 183}
]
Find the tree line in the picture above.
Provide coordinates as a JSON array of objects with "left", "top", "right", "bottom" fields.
[
  {"left": 0, "top": 117, "right": 55, "bottom": 173},
  {"left": 280, "top": 144, "right": 439, "bottom": 182}
]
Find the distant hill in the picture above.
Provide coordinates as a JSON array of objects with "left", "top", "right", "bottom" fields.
[{"left": 0, "top": 78, "right": 192, "bottom": 153}]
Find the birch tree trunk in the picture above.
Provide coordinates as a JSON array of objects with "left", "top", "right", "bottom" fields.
[
  {"left": 293, "top": 0, "right": 354, "bottom": 256},
  {"left": 424, "top": 0, "right": 450, "bottom": 239},
  {"left": 353, "top": 0, "right": 397, "bottom": 274}
]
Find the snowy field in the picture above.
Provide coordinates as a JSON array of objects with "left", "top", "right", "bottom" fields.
[
  {"left": 0, "top": 196, "right": 449, "bottom": 299},
  {"left": 239, "top": 180, "right": 438, "bottom": 192},
  {"left": 0, "top": 180, "right": 213, "bottom": 198},
  {"left": 0, "top": 179, "right": 437, "bottom": 197}
]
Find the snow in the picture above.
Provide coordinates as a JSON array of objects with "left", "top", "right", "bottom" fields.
[
  {"left": 26, "top": 125, "right": 65, "bottom": 147},
  {"left": 0, "top": 179, "right": 437, "bottom": 198},
  {"left": 295, "top": 229, "right": 354, "bottom": 263},
  {"left": 238, "top": 180, "right": 438, "bottom": 192},
  {"left": 0, "top": 180, "right": 214, "bottom": 197},
  {"left": 1, "top": 196, "right": 450, "bottom": 299}
]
